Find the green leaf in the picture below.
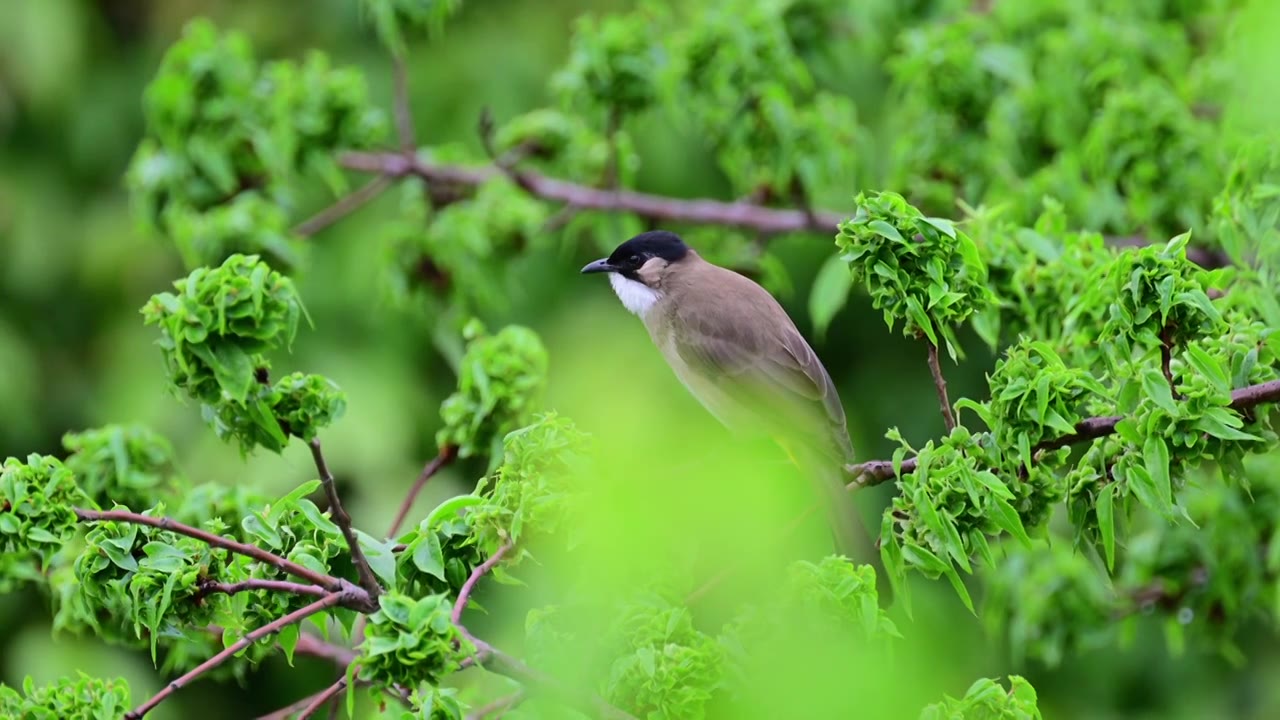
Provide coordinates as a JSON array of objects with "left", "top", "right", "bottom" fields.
[
  {"left": 808, "top": 253, "right": 853, "bottom": 340},
  {"left": 1185, "top": 343, "right": 1231, "bottom": 396},
  {"left": 355, "top": 529, "right": 397, "bottom": 591},
  {"left": 1097, "top": 483, "right": 1117, "bottom": 572},
  {"left": 412, "top": 531, "right": 447, "bottom": 581},
  {"left": 990, "top": 496, "right": 1032, "bottom": 548},
  {"left": 1143, "top": 434, "right": 1172, "bottom": 513},
  {"left": 867, "top": 220, "right": 905, "bottom": 243}
]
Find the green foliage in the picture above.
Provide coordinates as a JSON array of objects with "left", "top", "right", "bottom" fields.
[
  {"left": 126, "top": 19, "right": 386, "bottom": 268},
  {"left": 780, "top": 557, "right": 901, "bottom": 639},
  {"left": 553, "top": 10, "right": 665, "bottom": 115},
  {"left": 601, "top": 599, "right": 725, "bottom": 719},
  {"left": 359, "top": 0, "right": 463, "bottom": 54},
  {"left": 1099, "top": 233, "right": 1226, "bottom": 359},
  {"left": 471, "top": 412, "right": 588, "bottom": 550},
  {"left": 436, "top": 321, "right": 550, "bottom": 464},
  {"left": 62, "top": 424, "right": 179, "bottom": 511},
  {"left": 141, "top": 253, "right": 347, "bottom": 453},
  {"left": 917, "top": 675, "right": 1041, "bottom": 720},
  {"left": 0, "top": 455, "right": 88, "bottom": 592},
  {"left": 0, "top": 673, "right": 132, "bottom": 720},
  {"left": 359, "top": 592, "right": 470, "bottom": 690},
  {"left": 837, "top": 191, "right": 993, "bottom": 359}
]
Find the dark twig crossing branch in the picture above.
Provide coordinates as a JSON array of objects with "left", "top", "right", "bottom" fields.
[
  {"left": 297, "top": 677, "right": 348, "bottom": 720},
  {"left": 309, "top": 438, "right": 384, "bottom": 604},
  {"left": 294, "top": 175, "right": 393, "bottom": 237},
  {"left": 195, "top": 578, "right": 330, "bottom": 601}
]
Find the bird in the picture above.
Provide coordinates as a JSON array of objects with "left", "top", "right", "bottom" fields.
[{"left": 580, "top": 229, "right": 865, "bottom": 558}]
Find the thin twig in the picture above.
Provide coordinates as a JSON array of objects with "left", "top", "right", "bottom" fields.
[
  {"left": 294, "top": 175, "right": 393, "bottom": 237},
  {"left": 196, "top": 578, "right": 329, "bottom": 600},
  {"left": 309, "top": 438, "right": 383, "bottom": 604},
  {"left": 297, "top": 678, "right": 348, "bottom": 719},
  {"left": 340, "top": 151, "right": 842, "bottom": 235},
  {"left": 387, "top": 445, "right": 458, "bottom": 538},
  {"left": 294, "top": 632, "right": 358, "bottom": 666},
  {"left": 846, "top": 377, "right": 1280, "bottom": 486},
  {"left": 466, "top": 691, "right": 526, "bottom": 720},
  {"left": 462, "top": 636, "right": 639, "bottom": 720},
  {"left": 339, "top": 150, "right": 1233, "bottom": 269},
  {"left": 925, "top": 336, "right": 957, "bottom": 431},
  {"left": 127, "top": 593, "right": 345, "bottom": 719},
  {"left": 74, "top": 508, "right": 348, "bottom": 597},
  {"left": 393, "top": 54, "right": 414, "bottom": 152},
  {"left": 1160, "top": 324, "right": 1183, "bottom": 400},
  {"left": 452, "top": 542, "right": 513, "bottom": 624}
]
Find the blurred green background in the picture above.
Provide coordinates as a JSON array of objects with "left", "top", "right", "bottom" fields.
[{"left": 2, "top": 1, "right": 1280, "bottom": 718}]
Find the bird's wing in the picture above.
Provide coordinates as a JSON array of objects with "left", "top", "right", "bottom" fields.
[{"left": 668, "top": 284, "right": 854, "bottom": 464}]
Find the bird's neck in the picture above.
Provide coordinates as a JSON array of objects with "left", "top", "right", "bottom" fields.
[{"left": 608, "top": 272, "right": 662, "bottom": 317}]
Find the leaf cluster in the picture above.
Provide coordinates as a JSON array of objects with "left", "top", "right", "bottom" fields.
[
  {"left": 0, "top": 674, "right": 132, "bottom": 720},
  {"left": 917, "top": 675, "right": 1041, "bottom": 720},
  {"left": 61, "top": 424, "right": 181, "bottom": 512},
  {"left": 359, "top": 592, "right": 471, "bottom": 690},
  {"left": 436, "top": 321, "right": 550, "bottom": 464},
  {"left": 126, "top": 19, "right": 386, "bottom": 268},
  {"left": 837, "top": 190, "right": 993, "bottom": 359},
  {"left": 0, "top": 454, "right": 88, "bottom": 592},
  {"left": 141, "top": 253, "right": 346, "bottom": 453}
]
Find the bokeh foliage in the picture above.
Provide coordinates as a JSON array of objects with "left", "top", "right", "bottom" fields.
[{"left": 4, "top": 0, "right": 1280, "bottom": 718}]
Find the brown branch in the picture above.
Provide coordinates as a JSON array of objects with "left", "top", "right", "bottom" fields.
[
  {"left": 462, "top": 638, "right": 639, "bottom": 720},
  {"left": 467, "top": 691, "right": 526, "bottom": 720},
  {"left": 1160, "top": 324, "right": 1183, "bottom": 400},
  {"left": 452, "top": 542, "right": 513, "bottom": 624},
  {"left": 127, "top": 593, "right": 345, "bottom": 719},
  {"left": 925, "top": 336, "right": 957, "bottom": 431},
  {"left": 196, "top": 578, "right": 329, "bottom": 601},
  {"left": 309, "top": 438, "right": 383, "bottom": 605},
  {"left": 846, "top": 378, "right": 1280, "bottom": 487},
  {"left": 339, "top": 150, "right": 1235, "bottom": 271},
  {"left": 73, "top": 508, "right": 357, "bottom": 599},
  {"left": 339, "top": 151, "right": 842, "bottom": 235},
  {"left": 297, "top": 678, "right": 348, "bottom": 719},
  {"left": 387, "top": 445, "right": 458, "bottom": 538},
  {"left": 393, "top": 55, "right": 414, "bottom": 152},
  {"left": 294, "top": 632, "right": 358, "bottom": 666},
  {"left": 294, "top": 175, "right": 392, "bottom": 237}
]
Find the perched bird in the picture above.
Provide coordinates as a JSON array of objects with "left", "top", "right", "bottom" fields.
[{"left": 581, "top": 230, "right": 864, "bottom": 557}]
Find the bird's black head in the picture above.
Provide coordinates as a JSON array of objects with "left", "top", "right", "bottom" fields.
[{"left": 580, "top": 231, "right": 689, "bottom": 278}]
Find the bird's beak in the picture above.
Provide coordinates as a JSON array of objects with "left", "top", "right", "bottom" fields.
[{"left": 580, "top": 258, "right": 617, "bottom": 274}]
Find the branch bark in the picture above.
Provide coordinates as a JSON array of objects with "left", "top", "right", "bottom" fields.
[
  {"left": 196, "top": 578, "right": 329, "bottom": 601},
  {"left": 846, "top": 377, "right": 1280, "bottom": 487},
  {"left": 294, "top": 175, "right": 392, "bottom": 237},
  {"left": 297, "top": 677, "right": 348, "bottom": 720},
  {"left": 387, "top": 444, "right": 458, "bottom": 538},
  {"left": 127, "top": 593, "right": 345, "bottom": 719},
  {"left": 309, "top": 438, "right": 383, "bottom": 605},
  {"left": 73, "top": 508, "right": 367, "bottom": 604},
  {"left": 925, "top": 338, "right": 957, "bottom": 431}
]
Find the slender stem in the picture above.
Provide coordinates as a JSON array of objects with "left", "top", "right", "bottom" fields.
[
  {"left": 337, "top": 150, "right": 1232, "bottom": 269},
  {"left": 462, "top": 636, "right": 638, "bottom": 720},
  {"left": 393, "top": 54, "right": 414, "bottom": 152},
  {"left": 294, "top": 175, "right": 392, "bottom": 237},
  {"left": 197, "top": 578, "right": 329, "bottom": 600},
  {"left": 127, "top": 594, "right": 345, "bottom": 719},
  {"left": 1160, "top": 324, "right": 1183, "bottom": 399},
  {"left": 74, "top": 508, "right": 343, "bottom": 593},
  {"left": 387, "top": 445, "right": 458, "bottom": 538},
  {"left": 466, "top": 691, "right": 526, "bottom": 720},
  {"left": 925, "top": 337, "right": 957, "bottom": 432},
  {"left": 293, "top": 632, "right": 358, "bottom": 666},
  {"left": 297, "top": 678, "right": 348, "bottom": 719},
  {"left": 339, "top": 150, "right": 842, "bottom": 235},
  {"left": 846, "top": 377, "right": 1280, "bottom": 487},
  {"left": 309, "top": 438, "right": 383, "bottom": 604},
  {"left": 452, "top": 542, "right": 513, "bottom": 624}
]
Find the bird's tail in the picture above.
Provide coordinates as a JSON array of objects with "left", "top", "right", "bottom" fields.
[{"left": 776, "top": 439, "right": 874, "bottom": 563}]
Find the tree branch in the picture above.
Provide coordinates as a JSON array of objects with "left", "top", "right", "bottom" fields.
[
  {"left": 294, "top": 175, "right": 393, "bottom": 237},
  {"left": 846, "top": 377, "right": 1280, "bottom": 487},
  {"left": 73, "top": 508, "right": 365, "bottom": 602},
  {"left": 196, "top": 578, "right": 329, "bottom": 601},
  {"left": 467, "top": 691, "right": 526, "bottom": 720},
  {"left": 309, "top": 438, "right": 383, "bottom": 605},
  {"left": 297, "top": 677, "right": 348, "bottom": 720},
  {"left": 387, "top": 444, "right": 458, "bottom": 538},
  {"left": 127, "top": 593, "right": 345, "bottom": 719},
  {"left": 925, "top": 336, "right": 957, "bottom": 432},
  {"left": 339, "top": 151, "right": 842, "bottom": 235},
  {"left": 452, "top": 542, "right": 512, "bottom": 625},
  {"left": 393, "top": 55, "right": 414, "bottom": 152}
]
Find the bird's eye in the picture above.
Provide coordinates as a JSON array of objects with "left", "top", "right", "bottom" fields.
[{"left": 628, "top": 254, "right": 641, "bottom": 264}]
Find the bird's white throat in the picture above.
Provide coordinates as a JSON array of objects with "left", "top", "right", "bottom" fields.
[{"left": 608, "top": 272, "right": 661, "bottom": 316}]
